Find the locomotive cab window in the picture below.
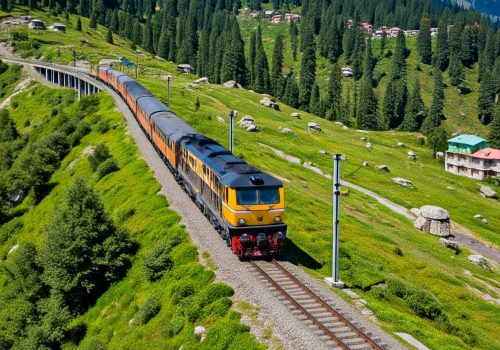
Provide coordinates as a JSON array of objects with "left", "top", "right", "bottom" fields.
[{"left": 236, "top": 188, "right": 280, "bottom": 205}]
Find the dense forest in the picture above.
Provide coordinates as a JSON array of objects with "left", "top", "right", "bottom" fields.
[{"left": 1, "top": 0, "right": 499, "bottom": 138}]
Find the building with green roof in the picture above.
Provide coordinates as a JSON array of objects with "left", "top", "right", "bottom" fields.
[{"left": 447, "top": 135, "right": 488, "bottom": 154}]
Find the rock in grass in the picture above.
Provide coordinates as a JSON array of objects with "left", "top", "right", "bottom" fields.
[
  {"left": 290, "top": 112, "right": 301, "bottom": 119},
  {"left": 376, "top": 165, "right": 389, "bottom": 172},
  {"left": 281, "top": 127, "right": 293, "bottom": 134},
  {"left": 414, "top": 205, "right": 451, "bottom": 237},
  {"left": 342, "top": 125, "right": 349, "bottom": 130},
  {"left": 308, "top": 122, "right": 321, "bottom": 131},
  {"left": 194, "top": 326, "right": 207, "bottom": 341},
  {"left": 392, "top": 177, "right": 414, "bottom": 188},
  {"left": 260, "top": 97, "right": 280, "bottom": 110},
  {"left": 435, "top": 151, "right": 445, "bottom": 159},
  {"left": 194, "top": 77, "right": 208, "bottom": 84},
  {"left": 238, "top": 115, "right": 258, "bottom": 132},
  {"left": 366, "top": 142, "right": 372, "bottom": 150},
  {"left": 319, "top": 149, "right": 328, "bottom": 155},
  {"left": 408, "top": 150, "right": 417, "bottom": 160},
  {"left": 222, "top": 80, "right": 241, "bottom": 88},
  {"left": 8, "top": 244, "right": 19, "bottom": 255},
  {"left": 468, "top": 255, "right": 491, "bottom": 271},
  {"left": 362, "top": 161, "right": 369, "bottom": 167},
  {"left": 439, "top": 238, "right": 460, "bottom": 254},
  {"left": 410, "top": 208, "right": 421, "bottom": 217},
  {"left": 397, "top": 142, "right": 405, "bottom": 148},
  {"left": 479, "top": 185, "right": 497, "bottom": 199}
]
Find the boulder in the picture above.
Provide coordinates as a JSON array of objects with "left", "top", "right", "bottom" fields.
[
  {"left": 479, "top": 185, "right": 497, "bottom": 199},
  {"left": 481, "top": 218, "right": 488, "bottom": 224},
  {"left": 393, "top": 177, "right": 414, "bottom": 188},
  {"left": 414, "top": 205, "right": 451, "bottom": 236},
  {"left": 246, "top": 124, "right": 258, "bottom": 132},
  {"left": 362, "top": 161, "right": 369, "bottom": 167},
  {"left": 194, "top": 326, "right": 207, "bottom": 341},
  {"left": 237, "top": 115, "right": 258, "bottom": 132},
  {"left": 366, "top": 142, "right": 372, "bottom": 150},
  {"left": 468, "top": 255, "right": 491, "bottom": 271},
  {"left": 290, "top": 112, "right": 301, "bottom": 119},
  {"left": 473, "top": 214, "right": 484, "bottom": 220},
  {"left": 308, "top": 122, "right": 321, "bottom": 131},
  {"left": 407, "top": 150, "right": 417, "bottom": 160},
  {"left": 194, "top": 77, "right": 209, "bottom": 84},
  {"left": 439, "top": 238, "right": 460, "bottom": 254},
  {"left": 128, "top": 318, "right": 137, "bottom": 327},
  {"left": 420, "top": 205, "right": 450, "bottom": 220},
  {"left": 281, "top": 127, "right": 293, "bottom": 134},
  {"left": 334, "top": 121, "right": 344, "bottom": 126},
  {"left": 222, "top": 80, "right": 241, "bottom": 88},
  {"left": 216, "top": 116, "right": 225, "bottom": 123},
  {"left": 319, "top": 149, "right": 328, "bottom": 155},
  {"left": 435, "top": 151, "right": 445, "bottom": 159},
  {"left": 356, "top": 129, "right": 369, "bottom": 134},
  {"left": 376, "top": 165, "right": 389, "bottom": 172},
  {"left": 397, "top": 142, "right": 405, "bottom": 148},
  {"left": 300, "top": 180, "right": 308, "bottom": 188},
  {"left": 249, "top": 90, "right": 255, "bottom": 93},
  {"left": 342, "top": 125, "right": 349, "bottom": 130},
  {"left": 360, "top": 137, "right": 367, "bottom": 141},
  {"left": 259, "top": 97, "right": 280, "bottom": 110}
]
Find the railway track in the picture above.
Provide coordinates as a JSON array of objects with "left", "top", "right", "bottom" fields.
[{"left": 251, "top": 259, "right": 384, "bottom": 350}]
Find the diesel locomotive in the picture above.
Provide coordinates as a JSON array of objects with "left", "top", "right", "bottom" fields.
[{"left": 94, "top": 65, "right": 287, "bottom": 258}]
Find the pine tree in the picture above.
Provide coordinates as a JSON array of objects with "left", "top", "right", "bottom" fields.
[
  {"left": 478, "top": 68, "right": 496, "bottom": 125},
  {"left": 76, "top": 17, "right": 82, "bottom": 31},
  {"left": 448, "top": 51, "right": 465, "bottom": 86},
  {"left": 249, "top": 30, "right": 257, "bottom": 87},
  {"left": 489, "top": 106, "right": 500, "bottom": 149},
  {"left": 197, "top": 28, "right": 210, "bottom": 77},
  {"left": 271, "top": 34, "right": 284, "bottom": 97},
  {"left": 351, "top": 31, "right": 365, "bottom": 80},
  {"left": 428, "top": 127, "right": 448, "bottom": 155},
  {"left": 327, "top": 63, "right": 342, "bottom": 121},
  {"left": 380, "top": 30, "right": 387, "bottom": 57},
  {"left": 357, "top": 43, "right": 379, "bottom": 130},
  {"left": 417, "top": 17, "right": 432, "bottom": 64},
  {"left": 421, "top": 69, "right": 444, "bottom": 135},
  {"left": 435, "top": 20, "right": 449, "bottom": 71},
  {"left": 132, "top": 18, "right": 142, "bottom": 45},
  {"left": 143, "top": 17, "right": 154, "bottom": 54},
  {"left": 111, "top": 9, "right": 119, "bottom": 33},
  {"left": 39, "top": 178, "right": 134, "bottom": 313},
  {"left": 106, "top": 28, "right": 113, "bottom": 44},
  {"left": 220, "top": 21, "right": 246, "bottom": 85},
  {"left": 282, "top": 72, "right": 299, "bottom": 108},
  {"left": 254, "top": 25, "right": 271, "bottom": 93},
  {"left": 492, "top": 57, "right": 500, "bottom": 95},
  {"left": 299, "top": 21, "right": 316, "bottom": 109},
  {"left": 89, "top": 9, "right": 97, "bottom": 28},
  {"left": 289, "top": 20, "right": 298, "bottom": 61},
  {"left": 309, "top": 83, "right": 320, "bottom": 115},
  {"left": 461, "top": 26, "right": 474, "bottom": 68},
  {"left": 400, "top": 77, "right": 425, "bottom": 131}
]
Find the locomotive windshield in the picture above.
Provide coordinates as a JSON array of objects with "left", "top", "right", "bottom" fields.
[{"left": 237, "top": 188, "right": 280, "bottom": 205}]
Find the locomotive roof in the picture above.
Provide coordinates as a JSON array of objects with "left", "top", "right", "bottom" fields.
[
  {"left": 182, "top": 135, "right": 282, "bottom": 188},
  {"left": 108, "top": 69, "right": 125, "bottom": 79},
  {"left": 117, "top": 75, "right": 134, "bottom": 85},
  {"left": 137, "top": 96, "right": 170, "bottom": 117},
  {"left": 126, "top": 81, "right": 153, "bottom": 100},
  {"left": 152, "top": 111, "right": 196, "bottom": 138}
]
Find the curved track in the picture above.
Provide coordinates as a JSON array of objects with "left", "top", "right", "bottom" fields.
[{"left": 252, "top": 260, "right": 384, "bottom": 350}]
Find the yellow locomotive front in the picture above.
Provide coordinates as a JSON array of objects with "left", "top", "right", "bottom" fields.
[{"left": 221, "top": 174, "right": 287, "bottom": 259}]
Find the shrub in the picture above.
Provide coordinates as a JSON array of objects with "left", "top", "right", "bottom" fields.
[
  {"left": 393, "top": 246, "right": 404, "bottom": 256},
  {"left": 143, "top": 243, "right": 174, "bottom": 281},
  {"left": 200, "top": 320, "right": 251, "bottom": 350},
  {"left": 88, "top": 143, "right": 111, "bottom": 171},
  {"left": 51, "top": 108, "right": 58, "bottom": 117},
  {"left": 11, "top": 101, "right": 18, "bottom": 109},
  {"left": 169, "top": 280, "right": 195, "bottom": 303},
  {"left": 197, "top": 283, "right": 233, "bottom": 308},
  {"left": 170, "top": 243, "right": 198, "bottom": 265},
  {"left": 201, "top": 297, "right": 232, "bottom": 319},
  {"left": 96, "top": 158, "right": 119, "bottom": 180},
  {"left": 95, "top": 120, "right": 110, "bottom": 134},
  {"left": 78, "top": 95, "right": 100, "bottom": 115},
  {"left": 79, "top": 337, "right": 107, "bottom": 350},
  {"left": 68, "top": 121, "right": 90, "bottom": 146},
  {"left": 114, "top": 206, "right": 136, "bottom": 224},
  {"left": 136, "top": 295, "right": 161, "bottom": 324},
  {"left": 170, "top": 311, "right": 186, "bottom": 335}
]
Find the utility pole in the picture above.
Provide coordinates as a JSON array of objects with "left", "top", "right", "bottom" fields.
[
  {"left": 229, "top": 110, "right": 237, "bottom": 153},
  {"left": 166, "top": 75, "right": 172, "bottom": 108},
  {"left": 72, "top": 50, "right": 76, "bottom": 67},
  {"left": 135, "top": 49, "right": 141, "bottom": 79},
  {"left": 325, "top": 153, "right": 345, "bottom": 289}
]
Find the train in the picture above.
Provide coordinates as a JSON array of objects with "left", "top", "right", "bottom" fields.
[{"left": 93, "top": 64, "right": 287, "bottom": 259}]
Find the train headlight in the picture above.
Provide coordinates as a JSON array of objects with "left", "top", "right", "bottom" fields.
[
  {"left": 238, "top": 218, "right": 246, "bottom": 225},
  {"left": 274, "top": 216, "right": 282, "bottom": 223}
]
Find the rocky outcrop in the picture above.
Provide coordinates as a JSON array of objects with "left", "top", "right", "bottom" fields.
[
  {"left": 222, "top": 80, "right": 241, "bottom": 88},
  {"left": 413, "top": 205, "right": 451, "bottom": 236},
  {"left": 407, "top": 150, "right": 417, "bottom": 160},
  {"left": 194, "top": 77, "right": 209, "bottom": 84},
  {"left": 281, "top": 127, "right": 293, "bottom": 134},
  {"left": 308, "top": 122, "right": 321, "bottom": 131},
  {"left": 392, "top": 177, "right": 414, "bottom": 188},
  {"left": 376, "top": 165, "right": 389, "bottom": 172},
  {"left": 468, "top": 255, "right": 491, "bottom": 271},
  {"left": 290, "top": 112, "right": 301, "bottom": 119},
  {"left": 479, "top": 185, "right": 497, "bottom": 199},
  {"left": 260, "top": 97, "right": 280, "bottom": 110},
  {"left": 439, "top": 238, "right": 460, "bottom": 254},
  {"left": 237, "top": 115, "right": 258, "bottom": 132}
]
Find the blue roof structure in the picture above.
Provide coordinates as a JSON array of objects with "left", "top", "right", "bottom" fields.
[{"left": 447, "top": 135, "right": 487, "bottom": 146}]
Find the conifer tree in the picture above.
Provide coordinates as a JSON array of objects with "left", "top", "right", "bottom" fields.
[
  {"left": 254, "top": 25, "right": 271, "bottom": 93},
  {"left": 461, "top": 26, "right": 475, "bottom": 68},
  {"left": 271, "top": 34, "right": 285, "bottom": 97},
  {"left": 489, "top": 107, "right": 500, "bottom": 149},
  {"left": 289, "top": 20, "right": 298, "bottom": 61},
  {"left": 282, "top": 72, "right": 299, "bottom": 108},
  {"left": 417, "top": 17, "right": 432, "bottom": 64},
  {"left": 197, "top": 28, "right": 210, "bottom": 77},
  {"left": 421, "top": 69, "right": 444, "bottom": 135},
  {"left": 357, "top": 43, "right": 379, "bottom": 130},
  {"left": 478, "top": 68, "right": 496, "bottom": 125},
  {"left": 249, "top": 30, "right": 257, "bottom": 86},
  {"left": 221, "top": 21, "right": 246, "bottom": 85},
  {"left": 111, "top": 9, "right": 119, "bottom": 33},
  {"left": 380, "top": 30, "right": 387, "bottom": 57},
  {"left": 351, "top": 31, "right": 365, "bottom": 80},
  {"left": 309, "top": 83, "right": 321, "bottom": 115},
  {"left": 448, "top": 51, "right": 465, "bottom": 86},
  {"left": 435, "top": 20, "right": 448, "bottom": 71},
  {"left": 327, "top": 63, "right": 343, "bottom": 121},
  {"left": 492, "top": 57, "right": 500, "bottom": 95},
  {"left": 400, "top": 77, "right": 425, "bottom": 131},
  {"left": 299, "top": 21, "right": 316, "bottom": 109},
  {"left": 76, "top": 17, "right": 82, "bottom": 31},
  {"left": 143, "top": 17, "right": 154, "bottom": 54},
  {"left": 106, "top": 28, "right": 113, "bottom": 44},
  {"left": 89, "top": 9, "right": 97, "bottom": 28},
  {"left": 132, "top": 18, "right": 142, "bottom": 45}
]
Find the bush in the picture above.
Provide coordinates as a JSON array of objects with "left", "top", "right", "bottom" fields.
[
  {"left": 68, "top": 121, "right": 90, "bottom": 146},
  {"left": 143, "top": 243, "right": 174, "bottom": 281},
  {"left": 78, "top": 95, "right": 100, "bottom": 115},
  {"left": 169, "top": 280, "right": 195, "bottom": 303},
  {"left": 197, "top": 283, "right": 233, "bottom": 308},
  {"left": 79, "top": 337, "right": 107, "bottom": 350},
  {"left": 95, "top": 120, "right": 110, "bottom": 134},
  {"left": 95, "top": 158, "right": 119, "bottom": 180},
  {"left": 200, "top": 320, "right": 251, "bottom": 350},
  {"left": 88, "top": 143, "right": 111, "bottom": 171},
  {"left": 201, "top": 297, "right": 232, "bottom": 319},
  {"left": 11, "top": 101, "right": 18, "bottom": 109},
  {"left": 136, "top": 295, "right": 161, "bottom": 324},
  {"left": 393, "top": 246, "right": 404, "bottom": 256},
  {"left": 51, "top": 108, "right": 59, "bottom": 117}
]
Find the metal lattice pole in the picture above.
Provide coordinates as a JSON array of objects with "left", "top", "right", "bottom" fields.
[
  {"left": 229, "top": 110, "right": 237, "bottom": 153},
  {"left": 332, "top": 154, "right": 341, "bottom": 282}
]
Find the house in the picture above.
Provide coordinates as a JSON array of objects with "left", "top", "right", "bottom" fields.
[
  {"left": 341, "top": 66, "right": 353, "bottom": 77},
  {"left": 445, "top": 135, "right": 500, "bottom": 180},
  {"left": 361, "top": 22, "right": 372, "bottom": 31},
  {"left": 49, "top": 23, "right": 66, "bottom": 32},
  {"left": 264, "top": 10, "right": 274, "bottom": 17},
  {"left": 28, "top": 19, "right": 45, "bottom": 29},
  {"left": 271, "top": 15, "right": 281, "bottom": 23},
  {"left": 285, "top": 13, "right": 300, "bottom": 22}
]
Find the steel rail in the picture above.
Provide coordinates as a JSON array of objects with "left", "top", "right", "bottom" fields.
[{"left": 271, "top": 260, "right": 383, "bottom": 350}]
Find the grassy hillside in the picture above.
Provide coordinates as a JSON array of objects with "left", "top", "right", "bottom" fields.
[
  {"left": 1, "top": 8, "right": 499, "bottom": 349},
  {"left": 0, "top": 78, "right": 263, "bottom": 349}
]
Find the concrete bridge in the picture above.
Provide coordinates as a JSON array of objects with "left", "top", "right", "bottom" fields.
[{"left": 1, "top": 57, "right": 102, "bottom": 100}]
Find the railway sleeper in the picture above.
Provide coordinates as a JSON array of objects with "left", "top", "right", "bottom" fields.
[{"left": 348, "top": 342, "right": 374, "bottom": 350}]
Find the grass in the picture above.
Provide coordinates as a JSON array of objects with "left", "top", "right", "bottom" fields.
[
  {"left": 1, "top": 7, "right": 499, "bottom": 349},
  {"left": 0, "top": 80, "right": 263, "bottom": 349}
]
